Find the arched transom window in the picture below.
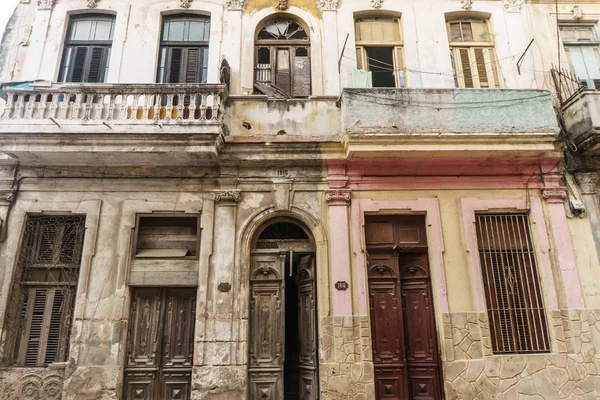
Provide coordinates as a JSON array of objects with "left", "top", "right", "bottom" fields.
[{"left": 255, "top": 18, "right": 311, "bottom": 97}]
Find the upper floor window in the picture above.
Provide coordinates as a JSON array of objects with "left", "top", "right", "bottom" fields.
[
  {"left": 354, "top": 16, "right": 405, "bottom": 87},
  {"left": 59, "top": 14, "right": 115, "bottom": 83},
  {"left": 475, "top": 214, "right": 550, "bottom": 354},
  {"left": 254, "top": 18, "right": 311, "bottom": 98},
  {"left": 560, "top": 25, "right": 600, "bottom": 89},
  {"left": 157, "top": 15, "right": 210, "bottom": 83},
  {"left": 447, "top": 18, "right": 501, "bottom": 88}
]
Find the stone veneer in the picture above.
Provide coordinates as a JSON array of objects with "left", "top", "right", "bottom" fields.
[
  {"left": 443, "top": 310, "right": 600, "bottom": 399},
  {"left": 319, "top": 316, "right": 375, "bottom": 400}
]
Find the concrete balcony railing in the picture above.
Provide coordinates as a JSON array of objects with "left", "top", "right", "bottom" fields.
[
  {"left": 560, "top": 89, "right": 600, "bottom": 155},
  {"left": 0, "top": 83, "right": 226, "bottom": 130},
  {"left": 0, "top": 83, "right": 228, "bottom": 165},
  {"left": 339, "top": 88, "right": 561, "bottom": 158}
]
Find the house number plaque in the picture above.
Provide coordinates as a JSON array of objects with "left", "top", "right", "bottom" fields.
[{"left": 335, "top": 281, "right": 349, "bottom": 291}]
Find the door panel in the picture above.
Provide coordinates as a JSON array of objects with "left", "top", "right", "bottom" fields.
[
  {"left": 124, "top": 288, "right": 196, "bottom": 400},
  {"left": 297, "top": 255, "right": 318, "bottom": 400}
]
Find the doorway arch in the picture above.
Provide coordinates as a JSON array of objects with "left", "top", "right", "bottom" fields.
[{"left": 248, "top": 217, "right": 319, "bottom": 400}]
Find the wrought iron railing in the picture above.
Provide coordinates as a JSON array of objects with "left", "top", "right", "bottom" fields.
[
  {"left": 0, "top": 83, "right": 227, "bottom": 125},
  {"left": 550, "top": 66, "right": 586, "bottom": 105}
]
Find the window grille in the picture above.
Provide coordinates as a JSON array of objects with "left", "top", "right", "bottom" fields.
[
  {"left": 9, "top": 215, "right": 86, "bottom": 366},
  {"left": 475, "top": 214, "right": 550, "bottom": 354}
]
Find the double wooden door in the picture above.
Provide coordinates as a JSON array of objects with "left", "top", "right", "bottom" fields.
[
  {"left": 248, "top": 252, "right": 318, "bottom": 400},
  {"left": 366, "top": 217, "right": 444, "bottom": 400},
  {"left": 124, "top": 288, "right": 196, "bottom": 400}
]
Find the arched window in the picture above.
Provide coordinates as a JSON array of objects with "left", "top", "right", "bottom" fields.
[
  {"left": 255, "top": 18, "right": 311, "bottom": 97},
  {"left": 157, "top": 15, "right": 210, "bottom": 83},
  {"left": 446, "top": 17, "right": 501, "bottom": 88},
  {"left": 59, "top": 14, "right": 115, "bottom": 83},
  {"left": 354, "top": 16, "right": 405, "bottom": 87}
]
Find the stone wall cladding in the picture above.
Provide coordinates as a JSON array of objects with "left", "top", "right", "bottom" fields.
[
  {"left": 319, "top": 316, "right": 374, "bottom": 400},
  {"left": 0, "top": 365, "right": 65, "bottom": 400},
  {"left": 444, "top": 309, "right": 600, "bottom": 399}
]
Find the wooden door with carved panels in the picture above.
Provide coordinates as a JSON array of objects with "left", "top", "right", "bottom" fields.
[
  {"left": 124, "top": 288, "right": 196, "bottom": 400},
  {"left": 365, "top": 216, "right": 444, "bottom": 400}
]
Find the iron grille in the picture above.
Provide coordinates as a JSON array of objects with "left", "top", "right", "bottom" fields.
[{"left": 475, "top": 214, "right": 550, "bottom": 354}]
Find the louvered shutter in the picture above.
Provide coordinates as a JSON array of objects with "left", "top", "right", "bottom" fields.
[
  {"left": 456, "top": 48, "right": 474, "bottom": 88},
  {"left": 474, "top": 48, "right": 489, "bottom": 88},
  {"left": 23, "top": 288, "right": 48, "bottom": 366},
  {"left": 168, "top": 48, "right": 183, "bottom": 83},
  {"left": 184, "top": 48, "right": 201, "bottom": 83},
  {"left": 70, "top": 47, "right": 88, "bottom": 83},
  {"left": 87, "top": 47, "right": 108, "bottom": 83}
]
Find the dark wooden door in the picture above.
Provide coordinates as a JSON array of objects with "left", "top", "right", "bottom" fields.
[
  {"left": 296, "top": 255, "right": 318, "bottom": 400},
  {"left": 124, "top": 288, "right": 196, "bottom": 400},
  {"left": 366, "top": 217, "right": 443, "bottom": 400}
]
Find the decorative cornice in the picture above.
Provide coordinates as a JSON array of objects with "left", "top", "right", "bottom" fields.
[
  {"left": 576, "top": 173, "right": 599, "bottom": 195},
  {"left": 181, "top": 0, "right": 192, "bottom": 8},
  {"left": 371, "top": 0, "right": 383, "bottom": 9},
  {"left": 87, "top": 0, "right": 98, "bottom": 8},
  {"left": 215, "top": 189, "right": 241, "bottom": 203},
  {"left": 276, "top": 0, "right": 288, "bottom": 11},
  {"left": 461, "top": 0, "right": 473, "bottom": 10},
  {"left": 226, "top": 0, "right": 245, "bottom": 10},
  {"left": 571, "top": 5, "right": 584, "bottom": 20},
  {"left": 325, "top": 189, "right": 351, "bottom": 206},
  {"left": 36, "top": 0, "right": 55, "bottom": 10},
  {"left": 542, "top": 188, "right": 568, "bottom": 204},
  {"left": 503, "top": 0, "right": 522, "bottom": 12},
  {"left": 319, "top": 0, "right": 339, "bottom": 10}
]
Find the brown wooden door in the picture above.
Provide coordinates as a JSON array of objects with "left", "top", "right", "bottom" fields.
[
  {"left": 366, "top": 217, "right": 444, "bottom": 400},
  {"left": 296, "top": 255, "right": 318, "bottom": 400},
  {"left": 124, "top": 288, "right": 196, "bottom": 400}
]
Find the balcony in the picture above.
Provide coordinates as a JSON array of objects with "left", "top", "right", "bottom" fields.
[
  {"left": 339, "top": 88, "right": 560, "bottom": 158},
  {"left": 0, "top": 83, "right": 227, "bottom": 165}
]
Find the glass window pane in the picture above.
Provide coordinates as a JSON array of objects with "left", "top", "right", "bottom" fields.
[
  {"left": 166, "top": 21, "right": 185, "bottom": 41},
  {"left": 188, "top": 21, "right": 208, "bottom": 41},
  {"left": 71, "top": 20, "right": 93, "bottom": 40},
  {"left": 94, "top": 20, "right": 114, "bottom": 41}
]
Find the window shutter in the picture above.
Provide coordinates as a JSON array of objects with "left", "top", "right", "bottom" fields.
[
  {"left": 44, "top": 290, "right": 68, "bottom": 365},
  {"left": 70, "top": 47, "right": 88, "bottom": 83},
  {"left": 168, "top": 48, "right": 183, "bottom": 83},
  {"left": 87, "top": 47, "right": 107, "bottom": 83},
  {"left": 184, "top": 48, "right": 200, "bottom": 83},
  {"left": 23, "top": 289, "right": 48, "bottom": 366},
  {"left": 394, "top": 46, "right": 405, "bottom": 87},
  {"left": 292, "top": 52, "right": 311, "bottom": 97},
  {"left": 356, "top": 46, "right": 365, "bottom": 70},
  {"left": 458, "top": 48, "right": 474, "bottom": 88},
  {"left": 474, "top": 48, "right": 489, "bottom": 88}
]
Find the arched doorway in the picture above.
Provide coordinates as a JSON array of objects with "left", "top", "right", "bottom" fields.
[{"left": 248, "top": 218, "right": 318, "bottom": 400}]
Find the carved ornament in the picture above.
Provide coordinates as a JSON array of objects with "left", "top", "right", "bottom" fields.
[
  {"left": 87, "top": 0, "right": 98, "bottom": 8},
  {"left": 325, "top": 189, "right": 351, "bottom": 206},
  {"left": 571, "top": 5, "right": 583, "bottom": 21},
  {"left": 215, "top": 189, "right": 241, "bottom": 203},
  {"left": 542, "top": 188, "right": 568, "bottom": 204},
  {"left": 181, "top": 0, "right": 192, "bottom": 8},
  {"left": 576, "top": 173, "right": 599, "bottom": 195},
  {"left": 371, "top": 0, "right": 383, "bottom": 9},
  {"left": 502, "top": 0, "right": 522, "bottom": 12},
  {"left": 461, "top": 0, "right": 473, "bottom": 10},
  {"left": 226, "top": 0, "right": 245, "bottom": 10},
  {"left": 36, "top": 0, "right": 55, "bottom": 10},
  {"left": 319, "top": 0, "right": 339, "bottom": 10},
  {"left": 0, "top": 370, "right": 64, "bottom": 400},
  {"left": 276, "top": 0, "right": 288, "bottom": 11}
]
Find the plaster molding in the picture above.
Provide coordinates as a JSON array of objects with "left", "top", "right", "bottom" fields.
[
  {"left": 0, "top": 191, "right": 15, "bottom": 203},
  {"left": 542, "top": 187, "right": 568, "bottom": 204},
  {"left": 226, "top": 0, "right": 245, "bottom": 10},
  {"left": 572, "top": 5, "right": 584, "bottom": 20},
  {"left": 576, "top": 173, "right": 599, "bottom": 195},
  {"left": 325, "top": 189, "right": 351, "bottom": 206},
  {"left": 371, "top": 0, "right": 383, "bottom": 8},
  {"left": 214, "top": 189, "right": 241, "bottom": 204},
  {"left": 461, "top": 0, "right": 473, "bottom": 10},
  {"left": 319, "top": 0, "right": 339, "bottom": 10},
  {"left": 87, "top": 0, "right": 98, "bottom": 8},
  {"left": 181, "top": 0, "right": 192, "bottom": 8},
  {"left": 503, "top": 0, "right": 523, "bottom": 12},
  {"left": 36, "top": 0, "right": 55, "bottom": 10},
  {"left": 276, "top": 0, "right": 288, "bottom": 10}
]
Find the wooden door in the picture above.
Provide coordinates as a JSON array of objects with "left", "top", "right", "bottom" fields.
[
  {"left": 124, "top": 288, "right": 196, "bottom": 400},
  {"left": 249, "top": 252, "right": 285, "bottom": 399},
  {"left": 296, "top": 255, "right": 318, "bottom": 400},
  {"left": 366, "top": 217, "right": 444, "bottom": 400}
]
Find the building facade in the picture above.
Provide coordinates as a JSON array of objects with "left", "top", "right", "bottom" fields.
[{"left": 0, "top": 0, "right": 599, "bottom": 400}]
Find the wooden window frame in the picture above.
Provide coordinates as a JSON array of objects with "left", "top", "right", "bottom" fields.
[
  {"left": 58, "top": 14, "right": 115, "bottom": 83},
  {"left": 560, "top": 24, "right": 600, "bottom": 90},
  {"left": 447, "top": 18, "right": 502, "bottom": 89},
  {"left": 475, "top": 213, "right": 550, "bottom": 354},
  {"left": 157, "top": 15, "right": 210, "bottom": 84},
  {"left": 5, "top": 214, "right": 86, "bottom": 367},
  {"left": 354, "top": 16, "right": 405, "bottom": 88},
  {"left": 132, "top": 213, "right": 201, "bottom": 260}
]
